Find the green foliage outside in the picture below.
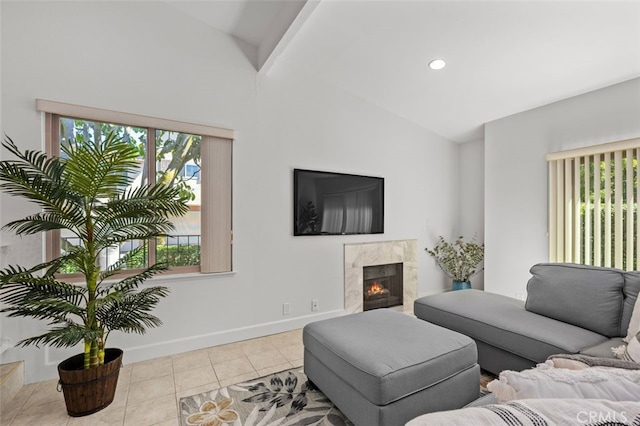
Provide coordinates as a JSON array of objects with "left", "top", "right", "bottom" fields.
[
  {"left": 122, "top": 240, "right": 201, "bottom": 269},
  {"left": 578, "top": 156, "right": 638, "bottom": 270}
]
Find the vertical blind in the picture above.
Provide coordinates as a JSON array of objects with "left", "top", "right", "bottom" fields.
[{"left": 547, "top": 138, "right": 640, "bottom": 270}]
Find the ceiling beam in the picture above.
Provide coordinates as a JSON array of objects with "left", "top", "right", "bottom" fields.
[{"left": 258, "top": 0, "right": 320, "bottom": 73}]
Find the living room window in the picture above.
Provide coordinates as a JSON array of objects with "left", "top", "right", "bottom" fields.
[
  {"left": 547, "top": 137, "right": 640, "bottom": 270},
  {"left": 37, "top": 99, "right": 234, "bottom": 276}
]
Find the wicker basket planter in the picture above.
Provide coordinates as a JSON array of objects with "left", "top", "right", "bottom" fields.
[{"left": 57, "top": 348, "right": 123, "bottom": 417}]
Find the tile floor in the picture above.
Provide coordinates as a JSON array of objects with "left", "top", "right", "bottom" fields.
[{"left": 2, "top": 329, "right": 304, "bottom": 426}]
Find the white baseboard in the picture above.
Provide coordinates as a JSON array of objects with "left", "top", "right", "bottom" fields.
[{"left": 114, "top": 309, "right": 345, "bottom": 366}]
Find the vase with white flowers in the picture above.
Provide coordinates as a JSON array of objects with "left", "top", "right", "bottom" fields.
[{"left": 426, "top": 236, "right": 484, "bottom": 290}]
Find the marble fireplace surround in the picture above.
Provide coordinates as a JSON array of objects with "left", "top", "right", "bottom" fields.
[{"left": 344, "top": 240, "right": 418, "bottom": 314}]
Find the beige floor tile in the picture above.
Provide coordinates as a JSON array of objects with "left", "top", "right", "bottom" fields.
[
  {"left": 173, "top": 365, "right": 217, "bottom": 393},
  {"left": 127, "top": 374, "right": 175, "bottom": 405},
  {"left": 1, "top": 382, "right": 37, "bottom": 424},
  {"left": 175, "top": 380, "right": 220, "bottom": 401},
  {"left": 218, "top": 371, "right": 260, "bottom": 388},
  {"left": 6, "top": 334, "right": 306, "bottom": 426},
  {"left": 123, "top": 393, "right": 176, "bottom": 426},
  {"left": 212, "top": 356, "right": 254, "bottom": 381},
  {"left": 285, "top": 329, "right": 303, "bottom": 340},
  {"left": 117, "top": 364, "right": 132, "bottom": 389},
  {"left": 115, "top": 377, "right": 130, "bottom": 396},
  {"left": 9, "top": 399, "right": 69, "bottom": 426},
  {"left": 172, "top": 349, "right": 211, "bottom": 374},
  {"left": 264, "top": 330, "right": 302, "bottom": 347},
  {"left": 130, "top": 357, "right": 173, "bottom": 383},
  {"left": 237, "top": 337, "right": 276, "bottom": 355},
  {"left": 153, "top": 418, "right": 179, "bottom": 426},
  {"left": 278, "top": 343, "right": 304, "bottom": 363},
  {"left": 246, "top": 349, "right": 288, "bottom": 371},
  {"left": 24, "top": 379, "right": 65, "bottom": 407},
  {"left": 106, "top": 383, "right": 129, "bottom": 410},
  {"left": 256, "top": 362, "right": 293, "bottom": 378},
  {"left": 207, "top": 343, "right": 245, "bottom": 364},
  {"left": 66, "top": 400, "right": 126, "bottom": 426},
  {"left": 289, "top": 358, "right": 304, "bottom": 368}
]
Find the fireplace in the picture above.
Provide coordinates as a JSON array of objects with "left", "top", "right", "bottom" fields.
[
  {"left": 344, "top": 240, "right": 417, "bottom": 314},
  {"left": 363, "top": 263, "right": 403, "bottom": 311}
]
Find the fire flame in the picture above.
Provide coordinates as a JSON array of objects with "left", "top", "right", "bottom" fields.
[{"left": 366, "top": 281, "right": 388, "bottom": 296}]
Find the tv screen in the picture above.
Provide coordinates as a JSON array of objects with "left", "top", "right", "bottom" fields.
[{"left": 294, "top": 169, "right": 384, "bottom": 236}]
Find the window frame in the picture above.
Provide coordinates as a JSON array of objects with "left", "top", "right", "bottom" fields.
[{"left": 38, "top": 99, "right": 234, "bottom": 278}]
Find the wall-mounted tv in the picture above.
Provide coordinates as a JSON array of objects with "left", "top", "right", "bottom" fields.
[{"left": 294, "top": 169, "right": 384, "bottom": 236}]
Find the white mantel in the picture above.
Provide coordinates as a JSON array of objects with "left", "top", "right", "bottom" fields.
[{"left": 344, "top": 240, "right": 418, "bottom": 314}]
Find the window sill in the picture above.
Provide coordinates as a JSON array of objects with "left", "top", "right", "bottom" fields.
[{"left": 149, "top": 270, "right": 237, "bottom": 284}]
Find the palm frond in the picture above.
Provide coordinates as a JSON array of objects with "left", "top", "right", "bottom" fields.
[
  {"left": 98, "top": 245, "right": 143, "bottom": 280},
  {"left": 17, "top": 322, "right": 98, "bottom": 349},
  {"left": 0, "top": 275, "right": 87, "bottom": 322},
  {"left": 97, "top": 286, "right": 169, "bottom": 334},
  {"left": 1, "top": 136, "right": 67, "bottom": 186},
  {"left": 93, "top": 216, "right": 176, "bottom": 249},
  {"left": 2, "top": 212, "right": 81, "bottom": 236},
  {"left": 2, "top": 299, "right": 85, "bottom": 323},
  {"left": 61, "top": 133, "right": 140, "bottom": 201},
  {"left": 0, "top": 145, "right": 77, "bottom": 217},
  {"left": 97, "top": 263, "right": 169, "bottom": 296},
  {"left": 93, "top": 183, "right": 188, "bottom": 231}
]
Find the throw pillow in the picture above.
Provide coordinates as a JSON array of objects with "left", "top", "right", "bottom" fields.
[
  {"left": 625, "top": 295, "right": 640, "bottom": 342},
  {"left": 486, "top": 365, "right": 640, "bottom": 403}
]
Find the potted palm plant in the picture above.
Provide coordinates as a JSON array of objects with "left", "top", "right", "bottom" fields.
[
  {"left": 426, "top": 236, "right": 484, "bottom": 290},
  {"left": 0, "top": 134, "right": 188, "bottom": 416}
]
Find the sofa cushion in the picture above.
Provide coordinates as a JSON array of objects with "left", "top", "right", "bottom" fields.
[
  {"left": 414, "top": 290, "right": 607, "bottom": 364},
  {"left": 525, "top": 263, "right": 624, "bottom": 337},
  {"left": 579, "top": 337, "right": 625, "bottom": 358},
  {"left": 303, "top": 309, "right": 478, "bottom": 406}
]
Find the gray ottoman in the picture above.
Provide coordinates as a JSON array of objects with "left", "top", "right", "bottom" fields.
[{"left": 303, "top": 309, "right": 479, "bottom": 426}]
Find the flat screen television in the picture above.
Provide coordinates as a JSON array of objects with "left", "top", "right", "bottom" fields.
[{"left": 294, "top": 169, "right": 384, "bottom": 236}]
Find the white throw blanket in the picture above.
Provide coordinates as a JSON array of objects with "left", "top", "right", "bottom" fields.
[
  {"left": 406, "top": 399, "right": 640, "bottom": 426},
  {"left": 487, "top": 363, "right": 640, "bottom": 402}
]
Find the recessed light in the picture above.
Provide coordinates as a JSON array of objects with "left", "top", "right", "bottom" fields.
[{"left": 428, "top": 59, "right": 446, "bottom": 70}]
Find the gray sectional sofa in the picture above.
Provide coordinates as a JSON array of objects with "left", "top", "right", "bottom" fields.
[{"left": 414, "top": 263, "right": 640, "bottom": 374}]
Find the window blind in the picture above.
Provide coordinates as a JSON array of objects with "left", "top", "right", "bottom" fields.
[{"left": 546, "top": 138, "right": 640, "bottom": 270}]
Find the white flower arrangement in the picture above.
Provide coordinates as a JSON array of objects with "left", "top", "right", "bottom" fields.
[{"left": 426, "top": 236, "right": 484, "bottom": 282}]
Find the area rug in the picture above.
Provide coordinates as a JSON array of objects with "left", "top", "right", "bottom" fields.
[
  {"left": 179, "top": 368, "right": 353, "bottom": 426},
  {"left": 180, "top": 367, "right": 495, "bottom": 425}
]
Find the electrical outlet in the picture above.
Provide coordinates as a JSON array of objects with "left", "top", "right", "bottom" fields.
[
  {"left": 312, "top": 299, "right": 319, "bottom": 311},
  {"left": 283, "top": 303, "right": 291, "bottom": 315},
  {"left": 514, "top": 293, "right": 526, "bottom": 301}
]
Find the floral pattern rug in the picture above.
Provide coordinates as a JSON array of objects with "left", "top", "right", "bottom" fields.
[{"left": 179, "top": 368, "right": 353, "bottom": 426}]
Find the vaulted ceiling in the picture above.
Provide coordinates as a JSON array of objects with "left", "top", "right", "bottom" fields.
[{"left": 166, "top": 0, "right": 640, "bottom": 143}]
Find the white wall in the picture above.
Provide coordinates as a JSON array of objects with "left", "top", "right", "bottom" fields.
[
  {"left": 0, "top": 1, "right": 461, "bottom": 383},
  {"left": 484, "top": 78, "right": 640, "bottom": 298},
  {"left": 459, "top": 139, "right": 485, "bottom": 289}
]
